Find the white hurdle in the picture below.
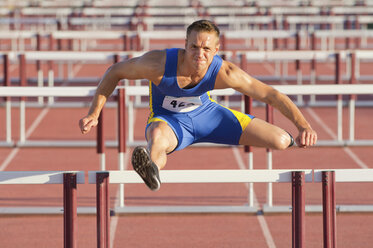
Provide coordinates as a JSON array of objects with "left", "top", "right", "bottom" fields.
[
  {"left": 89, "top": 169, "right": 312, "bottom": 214},
  {"left": 89, "top": 169, "right": 312, "bottom": 248},
  {"left": 0, "top": 171, "right": 84, "bottom": 248}
]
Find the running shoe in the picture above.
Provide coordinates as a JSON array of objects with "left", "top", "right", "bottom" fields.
[{"left": 131, "top": 146, "right": 161, "bottom": 191}]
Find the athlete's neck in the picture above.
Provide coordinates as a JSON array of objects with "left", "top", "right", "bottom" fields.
[{"left": 178, "top": 49, "right": 208, "bottom": 83}]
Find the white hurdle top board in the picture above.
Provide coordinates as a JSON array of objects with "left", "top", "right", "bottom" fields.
[
  {"left": 88, "top": 169, "right": 313, "bottom": 184},
  {"left": 0, "top": 171, "right": 85, "bottom": 184}
]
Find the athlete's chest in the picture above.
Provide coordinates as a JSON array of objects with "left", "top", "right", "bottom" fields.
[{"left": 176, "top": 74, "right": 206, "bottom": 89}]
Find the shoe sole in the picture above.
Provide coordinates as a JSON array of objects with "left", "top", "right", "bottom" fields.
[{"left": 131, "top": 147, "right": 161, "bottom": 191}]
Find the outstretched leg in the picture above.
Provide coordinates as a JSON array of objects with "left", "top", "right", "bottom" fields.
[
  {"left": 239, "top": 118, "right": 293, "bottom": 149},
  {"left": 131, "top": 121, "right": 178, "bottom": 191}
]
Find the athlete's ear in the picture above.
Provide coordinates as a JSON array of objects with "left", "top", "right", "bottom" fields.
[{"left": 215, "top": 42, "right": 220, "bottom": 54}]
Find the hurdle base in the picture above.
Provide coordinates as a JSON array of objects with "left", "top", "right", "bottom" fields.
[
  {"left": 0, "top": 206, "right": 96, "bottom": 215},
  {"left": 263, "top": 205, "right": 325, "bottom": 214},
  {"left": 262, "top": 204, "right": 373, "bottom": 214},
  {"left": 114, "top": 205, "right": 258, "bottom": 215},
  {"left": 0, "top": 141, "right": 15, "bottom": 147}
]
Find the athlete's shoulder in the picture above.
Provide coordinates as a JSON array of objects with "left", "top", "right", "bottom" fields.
[
  {"left": 139, "top": 50, "right": 166, "bottom": 66},
  {"left": 134, "top": 50, "right": 166, "bottom": 83},
  {"left": 219, "top": 60, "right": 241, "bottom": 77},
  {"left": 215, "top": 60, "right": 250, "bottom": 89}
]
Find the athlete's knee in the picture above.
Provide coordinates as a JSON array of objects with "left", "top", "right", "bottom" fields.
[
  {"left": 148, "top": 124, "right": 168, "bottom": 144},
  {"left": 273, "top": 131, "right": 293, "bottom": 150},
  {"left": 146, "top": 122, "right": 177, "bottom": 152}
]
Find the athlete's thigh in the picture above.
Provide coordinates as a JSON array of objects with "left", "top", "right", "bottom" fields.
[{"left": 239, "top": 118, "right": 290, "bottom": 150}]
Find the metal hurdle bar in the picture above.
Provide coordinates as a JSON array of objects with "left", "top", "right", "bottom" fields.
[
  {"left": 89, "top": 170, "right": 312, "bottom": 248},
  {"left": 314, "top": 169, "right": 373, "bottom": 248},
  {"left": 0, "top": 171, "right": 85, "bottom": 248}
]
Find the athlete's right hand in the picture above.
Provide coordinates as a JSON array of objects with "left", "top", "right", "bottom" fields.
[{"left": 79, "top": 115, "right": 98, "bottom": 134}]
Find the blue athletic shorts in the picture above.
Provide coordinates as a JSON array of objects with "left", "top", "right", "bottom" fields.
[{"left": 146, "top": 100, "right": 254, "bottom": 152}]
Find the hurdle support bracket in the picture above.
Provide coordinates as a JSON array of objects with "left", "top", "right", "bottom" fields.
[
  {"left": 63, "top": 173, "right": 78, "bottom": 248},
  {"left": 292, "top": 171, "right": 306, "bottom": 248},
  {"left": 114, "top": 205, "right": 258, "bottom": 215},
  {"left": 96, "top": 172, "right": 110, "bottom": 248},
  {"left": 322, "top": 171, "right": 337, "bottom": 248}
]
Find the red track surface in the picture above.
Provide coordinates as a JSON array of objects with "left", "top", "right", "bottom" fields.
[{"left": 0, "top": 54, "right": 373, "bottom": 247}]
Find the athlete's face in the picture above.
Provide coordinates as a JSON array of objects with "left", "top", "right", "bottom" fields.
[{"left": 185, "top": 30, "right": 220, "bottom": 71}]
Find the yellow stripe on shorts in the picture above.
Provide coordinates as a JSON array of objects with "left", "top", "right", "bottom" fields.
[
  {"left": 228, "top": 108, "right": 252, "bottom": 131},
  {"left": 207, "top": 91, "right": 252, "bottom": 131},
  {"left": 147, "top": 117, "right": 167, "bottom": 125}
]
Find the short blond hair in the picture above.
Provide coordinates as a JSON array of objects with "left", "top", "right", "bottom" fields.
[{"left": 186, "top": 20, "right": 220, "bottom": 40}]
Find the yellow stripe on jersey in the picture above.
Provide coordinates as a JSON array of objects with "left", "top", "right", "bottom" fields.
[{"left": 147, "top": 81, "right": 154, "bottom": 124}]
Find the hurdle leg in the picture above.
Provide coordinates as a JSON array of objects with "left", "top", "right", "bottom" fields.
[
  {"left": 292, "top": 171, "right": 305, "bottom": 248},
  {"left": 96, "top": 172, "right": 110, "bottom": 248},
  {"left": 63, "top": 173, "right": 77, "bottom": 248},
  {"left": 322, "top": 171, "right": 336, "bottom": 248},
  {"left": 97, "top": 111, "right": 106, "bottom": 170}
]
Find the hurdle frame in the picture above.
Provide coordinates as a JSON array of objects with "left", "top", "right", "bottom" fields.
[
  {"left": 314, "top": 169, "right": 373, "bottom": 248},
  {"left": 89, "top": 169, "right": 312, "bottom": 248},
  {"left": 0, "top": 171, "right": 85, "bottom": 248}
]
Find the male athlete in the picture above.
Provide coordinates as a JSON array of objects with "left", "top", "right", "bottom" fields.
[{"left": 79, "top": 20, "right": 317, "bottom": 191}]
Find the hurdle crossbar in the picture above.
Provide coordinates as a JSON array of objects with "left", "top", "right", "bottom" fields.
[
  {"left": 0, "top": 171, "right": 84, "bottom": 248},
  {"left": 88, "top": 169, "right": 313, "bottom": 184}
]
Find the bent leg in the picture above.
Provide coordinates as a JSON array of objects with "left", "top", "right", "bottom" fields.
[
  {"left": 146, "top": 121, "right": 178, "bottom": 169},
  {"left": 239, "top": 118, "right": 292, "bottom": 150}
]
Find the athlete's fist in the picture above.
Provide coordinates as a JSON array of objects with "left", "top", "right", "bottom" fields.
[
  {"left": 79, "top": 116, "right": 98, "bottom": 134},
  {"left": 296, "top": 127, "right": 317, "bottom": 148}
]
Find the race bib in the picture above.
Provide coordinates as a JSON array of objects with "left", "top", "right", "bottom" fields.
[{"left": 162, "top": 96, "right": 202, "bottom": 113}]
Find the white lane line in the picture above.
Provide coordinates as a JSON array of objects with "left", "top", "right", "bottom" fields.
[
  {"left": 0, "top": 107, "right": 50, "bottom": 171},
  {"left": 0, "top": 148, "right": 19, "bottom": 171},
  {"left": 306, "top": 108, "right": 337, "bottom": 139},
  {"left": 232, "top": 147, "right": 277, "bottom": 248},
  {"left": 25, "top": 108, "right": 49, "bottom": 137},
  {"left": 263, "top": 62, "right": 276, "bottom": 75},
  {"left": 72, "top": 63, "right": 83, "bottom": 77},
  {"left": 109, "top": 191, "right": 120, "bottom": 248},
  {"left": 306, "top": 108, "right": 369, "bottom": 169},
  {"left": 342, "top": 147, "right": 369, "bottom": 169},
  {"left": 110, "top": 145, "right": 131, "bottom": 247}
]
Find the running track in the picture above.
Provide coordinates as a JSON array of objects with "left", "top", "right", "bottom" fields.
[{"left": 0, "top": 53, "right": 373, "bottom": 248}]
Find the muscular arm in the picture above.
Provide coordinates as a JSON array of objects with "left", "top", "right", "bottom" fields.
[
  {"left": 215, "top": 61, "right": 317, "bottom": 147},
  {"left": 79, "top": 50, "right": 165, "bottom": 134}
]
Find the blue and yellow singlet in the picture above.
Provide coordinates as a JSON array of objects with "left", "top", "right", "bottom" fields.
[{"left": 146, "top": 48, "right": 254, "bottom": 151}]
